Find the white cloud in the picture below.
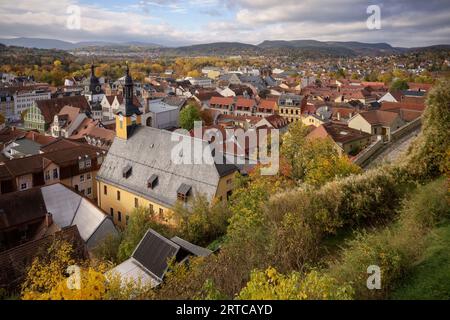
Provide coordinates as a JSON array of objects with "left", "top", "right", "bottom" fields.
[{"left": 0, "top": 0, "right": 449, "bottom": 47}]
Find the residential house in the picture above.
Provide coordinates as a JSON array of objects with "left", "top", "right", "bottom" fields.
[
  {"left": 100, "top": 94, "right": 143, "bottom": 121},
  {"left": 24, "top": 96, "right": 90, "bottom": 133},
  {"left": 0, "top": 128, "right": 55, "bottom": 160},
  {"left": 379, "top": 101, "right": 425, "bottom": 122},
  {"left": 235, "top": 98, "right": 257, "bottom": 117},
  {"left": 0, "top": 85, "right": 51, "bottom": 122},
  {"left": 255, "top": 114, "right": 289, "bottom": 134},
  {"left": 0, "top": 183, "right": 117, "bottom": 252},
  {"left": 50, "top": 105, "right": 87, "bottom": 138},
  {"left": 188, "top": 77, "right": 213, "bottom": 88},
  {"left": 307, "top": 122, "right": 371, "bottom": 156},
  {"left": 0, "top": 139, "right": 105, "bottom": 200},
  {"left": 255, "top": 99, "right": 278, "bottom": 117},
  {"left": 348, "top": 110, "right": 404, "bottom": 141},
  {"left": 278, "top": 94, "right": 307, "bottom": 123}
]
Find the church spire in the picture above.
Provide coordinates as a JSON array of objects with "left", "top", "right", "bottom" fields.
[
  {"left": 115, "top": 62, "right": 142, "bottom": 140},
  {"left": 124, "top": 62, "right": 134, "bottom": 114}
]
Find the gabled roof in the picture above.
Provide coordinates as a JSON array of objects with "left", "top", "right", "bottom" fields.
[
  {"left": 407, "top": 82, "right": 432, "bottom": 91},
  {"left": 3, "top": 140, "right": 103, "bottom": 177},
  {"left": 0, "top": 187, "right": 47, "bottom": 230},
  {"left": 358, "top": 110, "right": 400, "bottom": 126},
  {"left": 263, "top": 114, "right": 289, "bottom": 129},
  {"left": 380, "top": 101, "right": 426, "bottom": 112},
  {"left": 210, "top": 96, "right": 234, "bottom": 106},
  {"left": 308, "top": 122, "right": 371, "bottom": 145},
  {"left": 258, "top": 99, "right": 277, "bottom": 110},
  {"left": 0, "top": 184, "right": 117, "bottom": 248},
  {"left": 36, "top": 96, "right": 90, "bottom": 124},
  {"left": 170, "top": 236, "right": 212, "bottom": 257},
  {"left": 132, "top": 229, "right": 180, "bottom": 280},
  {"left": 235, "top": 98, "right": 256, "bottom": 108},
  {"left": 109, "top": 228, "right": 212, "bottom": 287}
]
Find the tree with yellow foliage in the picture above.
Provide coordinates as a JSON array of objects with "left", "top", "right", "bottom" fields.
[
  {"left": 281, "top": 121, "right": 361, "bottom": 185},
  {"left": 238, "top": 267, "right": 354, "bottom": 300},
  {"left": 21, "top": 240, "right": 153, "bottom": 300}
]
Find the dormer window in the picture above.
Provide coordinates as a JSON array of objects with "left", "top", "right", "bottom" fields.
[
  {"left": 177, "top": 183, "right": 191, "bottom": 202},
  {"left": 123, "top": 164, "right": 132, "bottom": 178},
  {"left": 147, "top": 174, "right": 158, "bottom": 189},
  {"left": 85, "top": 156, "right": 92, "bottom": 168},
  {"left": 78, "top": 156, "right": 85, "bottom": 170}
]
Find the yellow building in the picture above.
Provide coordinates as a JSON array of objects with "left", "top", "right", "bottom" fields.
[
  {"left": 96, "top": 65, "right": 237, "bottom": 227},
  {"left": 301, "top": 114, "right": 327, "bottom": 127}
]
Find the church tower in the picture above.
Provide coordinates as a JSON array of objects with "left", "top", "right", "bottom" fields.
[
  {"left": 116, "top": 63, "right": 142, "bottom": 140},
  {"left": 86, "top": 63, "right": 104, "bottom": 102}
]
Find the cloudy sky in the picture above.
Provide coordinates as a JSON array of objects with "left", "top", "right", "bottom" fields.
[{"left": 0, "top": 0, "right": 449, "bottom": 47}]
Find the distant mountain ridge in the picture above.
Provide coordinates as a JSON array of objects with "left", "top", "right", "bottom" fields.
[
  {"left": 0, "top": 37, "right": 162, "bottom": 50},
  {"left": 0, "top": 37, "right": 449, "bottom": 57}
]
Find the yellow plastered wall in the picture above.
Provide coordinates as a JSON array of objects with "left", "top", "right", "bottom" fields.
[
  {"left": 215, "top": 172, "right": 235, "bottom": 201},
  {"left": 97, "top": 180, "right": 171, "bottom": 227},
  {"left": 97, "top": 172, "right": 236, "bottom": 228},
  {"left": 115, "top": 114, "right": 142, "bottom": 140}
]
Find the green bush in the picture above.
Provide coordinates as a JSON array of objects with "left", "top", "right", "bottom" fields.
[
  {"left": 172, "top": 195, "right": 232, "bottom": 247},
  {"left": 117, "top": 207, "right": 174, "bottom": 262},
  {"left": 327, "top": 178, "right": 449, "bottom": 299}
]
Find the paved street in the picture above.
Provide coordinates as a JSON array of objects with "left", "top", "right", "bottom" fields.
[{"left": 366, "top": 129, "right": 421, "bottom": 169}]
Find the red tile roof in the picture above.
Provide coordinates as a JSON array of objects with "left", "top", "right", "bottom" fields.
[
  {"left": 210, "top": 96, "right": 234, "bottom": 106},
  {"left": 235, "top": 98, "right": 256, "bottom": 108},
  {"left": 380, "top": 101, "right": 426, "bottom": 112},
  {"left": 36, "top": 96, "right": 90, "bottom": 124},
  {"left": 308, "top": 122, "right": 371, "bottom": 144},
  {"left": 258, "top": 99, "right": 278, "bottom": 110},
  {"left": 358, "top": 110, "right": 400, "bottom": 126},
  {"left": 263, "top": 114, "right": 288, "bottom": 129},
  {"left": 407, "top": 82, "right": 432, "bottom": 91}
]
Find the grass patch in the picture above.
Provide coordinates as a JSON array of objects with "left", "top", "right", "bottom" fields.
[{"left": 391, "top": 222, "right": 450, "bottom": 300}]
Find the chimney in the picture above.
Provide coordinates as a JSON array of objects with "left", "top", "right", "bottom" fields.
[{"left": 46, "top": 212, "right": 53, "bottom": 227}]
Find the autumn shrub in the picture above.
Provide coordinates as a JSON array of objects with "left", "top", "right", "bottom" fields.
[
  {"left": 264, "top": 164, "right": 415, "bottom": 273},
  {"left": 327, "top": 178, "right": 449, "bottom": 299},
  {"left": 117, "top": 207, "right": 174, "bottom": 263},
  {"left": 172, "top": 195, "right": 232, "bottom": 247},
  {"left": 92, "top": 233, "right": 123, "bottom": 264},
  {"left": 237, "top": 267, "right": 353, "bottom": 300}
]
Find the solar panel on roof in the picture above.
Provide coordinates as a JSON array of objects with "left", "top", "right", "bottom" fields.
[{"left": 132, "top": 230, "right": 179, "bottom": 280}]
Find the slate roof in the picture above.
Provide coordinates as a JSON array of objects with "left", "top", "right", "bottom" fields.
[{"left": 96, "top": 127, "right": 238, "bottom": 208}]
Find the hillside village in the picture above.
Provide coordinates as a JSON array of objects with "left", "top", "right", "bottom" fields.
[{"left": 0, "top": 42, "right": 449, "bottom": 301}]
